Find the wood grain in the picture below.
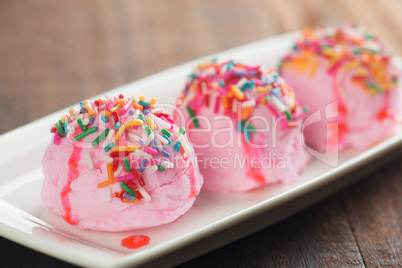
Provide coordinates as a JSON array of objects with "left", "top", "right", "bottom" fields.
[{"left": 0, "top": 1, "right": 401, "bottom": 267}]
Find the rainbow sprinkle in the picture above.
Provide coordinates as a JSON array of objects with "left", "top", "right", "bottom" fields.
[
  {"left": 179, "top": 60, "right": 303, "bottom": 142},
  {"left": 50, "top": 95, "right": 193, "bottom": 204},
  {"left": 280, "top": 23, "right": 399, "bottom": 95}
]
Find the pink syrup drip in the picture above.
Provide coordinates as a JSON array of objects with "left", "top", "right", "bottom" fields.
[{"left": 60, "top": 144, "right": 82, "bottom": 225}]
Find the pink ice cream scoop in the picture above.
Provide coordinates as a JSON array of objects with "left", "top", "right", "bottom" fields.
[
  {"left": 280, "top": 23, "right": 402, "bottom": 152},
  {"left": 42, "top": 95, "right": 203, "bottom": 231},
  {"left": 174, "top": 61, "right": 311, "bottom": 192}
]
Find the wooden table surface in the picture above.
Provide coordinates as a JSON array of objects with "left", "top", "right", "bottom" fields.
[{"left": 1, "top": 1, "right": 401, "bottom": 267}]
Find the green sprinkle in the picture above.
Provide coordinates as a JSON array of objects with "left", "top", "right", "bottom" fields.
[
  {"left": 367, "top": 83, "right": 383, "bottom": 93},
  {"left": 77, "top": 118, "right": 87, "bottom": 131},
  {"left": 145, "top": 125, "right": 152, "bottom": 135},
  {"left": 265, "top": 96, "right": 271, "bottom": 103},
  {"left": 157, "top": 164, "right": 166, "bottom": 172},
  {"left": 91, "top": 128, "right": 110, "bottom": 147},
  {"left": 188, "top": 73, "right": 197, "bottom": 78},
  {"left": 123, "top": 158, "right": 131, "bottom": 172},
  {"left": 179, "top": 126, "right": 186, "bottom": 135},
  {"left": 73, "top": 126, "right": 98, "bottom": 142},
  {"left": 244, "top": 121, "right": 256, "bottom": 133},
  {"left": 284, "top": 110, "right": 293, "bottom": 121},
  {"left": 186, "top": 106, "right": 199, "bottom": 128},
  {"left": 303, "top": 106, "right": 310, "bottom": 112},
  {"left": 120, "top": 182, "right": 137, "bottom": 198},
  {"left": 161, "top": 128, "right": 171, "bottom": 137},
  {"left": 138, "top": 113, "right": 145, "bottom": 122},
  {"left": 55, "top": 123, "right": 67, "bottom": 137}
]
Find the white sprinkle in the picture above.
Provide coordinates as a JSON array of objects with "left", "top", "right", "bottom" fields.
[
  {"left": 102, "top": 154, "right": 114, "bottom": 163},
  {"left": 138, "top": 186, "right": 151, "bottom": 201},
  {"left": 82, "top": 118, "right": 90, "bottom": 125},
  {"left": 175, "top": 129, "right": 185, "bottom": 142},
  {"left": 242, "top": 99, "right": 256, "bottom": 108},
  {"left": 150, "top": 165, "right": 158, "bottom": 173},
  {"left": 236, "top": 77, "right": 248, "bottom": 89},
  {"left": 102, "top": 129, "right": 115, "bottom": 147},
  {"left": 154, "top": 138, "right": 164, "bottom": 151},
  {"left": 128, "top": 133, "right": 141, "bottom": 142},
  {"left": 133, "top": 109, "right": 140, "bottom": 119},
  {"left": 113, "top": 166, "right": 123, "bottom": 177},
  {"left": 70, "top": 126, "right": 75, "bottom": 135},
  {"left": 106, "top": 187, "right": 112, "bottom": 202},
  {"left": 73, "top": 105, "right": 81, "bottom": 115},
  {"left": 134, "top": 149, "right": 153, "bottom": 159},
  {"left": 156, "top": 133, "right": 169, "bottom": 145},
  {"left": 144, "top": 133, "right": 155, "bottom": 146},
  {"left": 154, "top": 116, "right": 171, "bottom": 129},
  {"left": 85, "top": 152, "right": 94, "bottom": 169},
  {"left": 232, "top": 99, "right": 238, "bottom": 113},
  {"left": 160, "top": 161, "right": 174, "bottom": 169},
  {"left": 181, "top": 137, "right": 192, "bottom": 156},
  {"left": 271, "top": 95, "right": 287, "bottom": 113},
  {"left": 201, "top": 82, "right": 208, "bottom": 94},
  {"left": 152, "top": 107, "right": 165, "bottom": 113},
  {"left": 105, "top": 94, "right": 113, "bottom": 101},
  {"left": 220, "top": 64, "right": 228, "bottom": 75}
]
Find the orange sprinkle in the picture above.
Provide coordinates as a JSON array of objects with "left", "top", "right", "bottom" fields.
[
  {"left": 107, "top": 163, "right": 115, "bottom": 184},
  {"left": 122, "top": 198, "right": 137, "bottom": 203},
  {"left": 241, "top": 107, "right": 252, "bottom": 120},
  {"left": 132, "top": 101, "right": 144, "bottom": 111},
  {"left": 114, "top": 99, "right": 126, "bottom": 106},
  {"left": 98, "top": 180, "right": 110, "bottom": 188},
  {"left": 221, "top": 96, "right": 229, "bottom": 109}
]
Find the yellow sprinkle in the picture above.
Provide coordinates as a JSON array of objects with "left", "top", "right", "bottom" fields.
[
  {"left": 114, "top": 124, "right": 127, "bottom": 141},
  {"left": 149, "top": 98, "right": 157, "bottom": 105},
  {"left": 103, "top": 110, "right": 111, "bottom": 117},
  {"left": 126, "top": 119, "right": 144, "bottom": 127},
  {"left": 342, "top": 60, "right": 359, "bottom": 72},
  {"left": 256, "top": 85, "right": 272, "bottom": 93},
  {"left": 111, "top": 145, "right": 141, "bottom": 152},
  {"left": 110, "top": 104, "right": 121, "bottom": 113},
  {"left": 61, "top": 115, "right": 67, "bottom": 123},
  {"left": 139, "top": 96, "right": 146, "bottom": 101},
  {"left": 146, "top": 117, "right": 157, "bottom": 130},
  {"left": 230, "top": 85, "right": 244, "bottom": 100}
]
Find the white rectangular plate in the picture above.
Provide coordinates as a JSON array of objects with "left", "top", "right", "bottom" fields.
[{"left": 0, "top": 31, "right": 401, "bottom": 268}]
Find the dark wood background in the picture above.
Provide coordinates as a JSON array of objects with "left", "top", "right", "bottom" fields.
[{"left": 0, "top": 1, "right": 401, "bottom": 267}]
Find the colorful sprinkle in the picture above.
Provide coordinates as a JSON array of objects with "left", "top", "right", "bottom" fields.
[
  {"left": 174, "top": 141, "right": 181, "bottom": 152},
  {"left": 91, "top": 129, "right": 110, "bottom": 147},
  {"left": 73, "top": 126, "right": 98, "bottom": 142},
  {"left": 120, "top": 182, "right": 137, "bottom": 198},
  {"left": 123, "top": 158, "right": 131, "bottom": 171},
  {"left": 104, "top": 142, "right": 115, "bottom": 152},
  {"left": 186, "top": 106, "right": 199, "bottom": 128}
]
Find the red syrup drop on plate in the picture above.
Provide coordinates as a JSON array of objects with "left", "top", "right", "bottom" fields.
[{"left": 121, "top": 235, "right": 150, "bottom": 249}]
